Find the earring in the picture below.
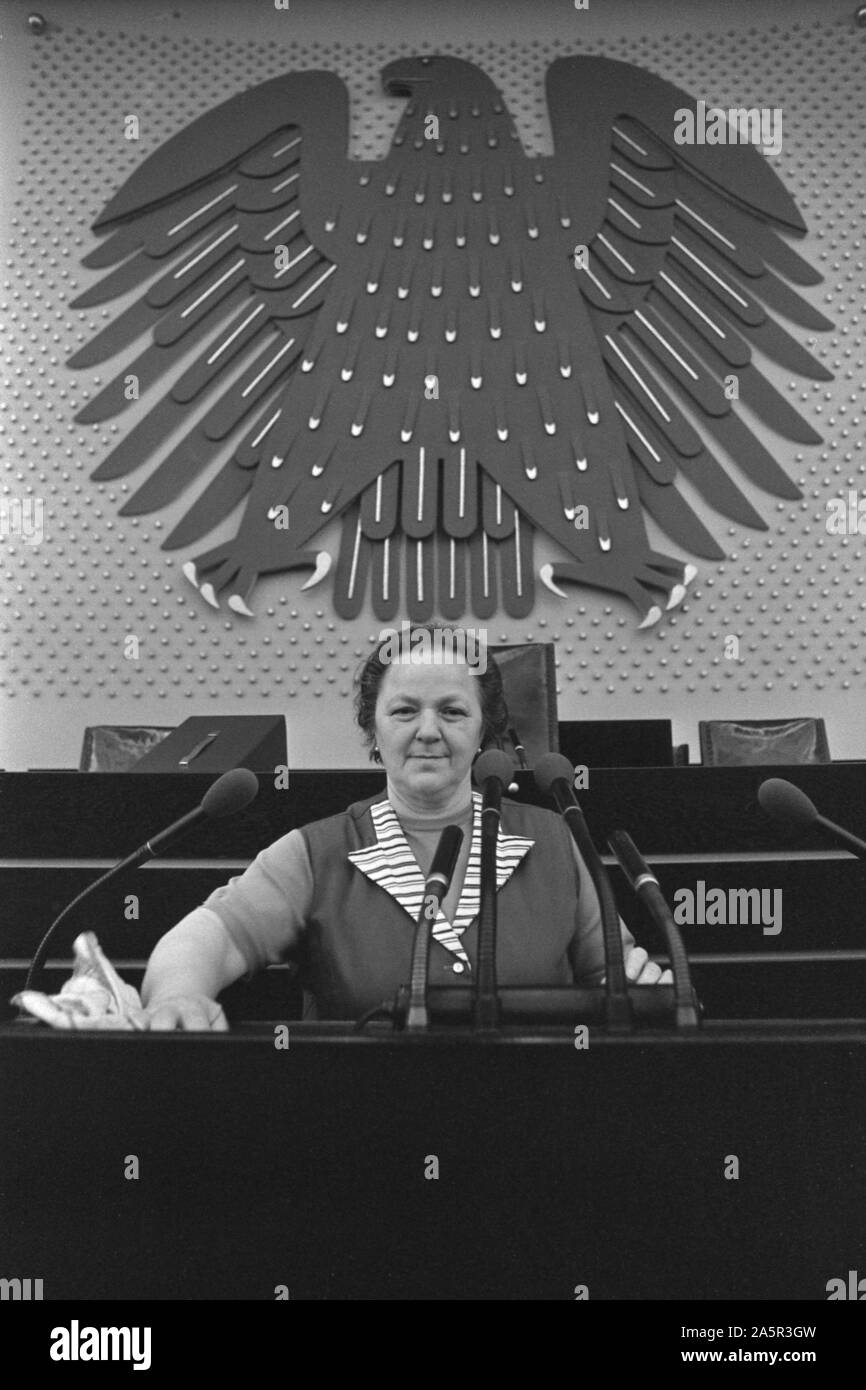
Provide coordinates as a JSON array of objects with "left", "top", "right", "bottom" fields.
[{"left": 373, "top": 745, "right": 380, "bottom": 758}]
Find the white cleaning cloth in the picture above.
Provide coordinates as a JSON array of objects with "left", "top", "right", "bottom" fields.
[{"left": 12, "top": 932, "right": 149, "bottom": 1029}]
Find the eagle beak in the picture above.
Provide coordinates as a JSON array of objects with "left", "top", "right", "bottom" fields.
[{"left": 382, "top": 60, "right": 434, "bottom": 97}]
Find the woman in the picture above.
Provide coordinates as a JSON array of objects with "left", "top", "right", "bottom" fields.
[{"left": 142, "top": 627, "right": 669, "bottom": 1028}]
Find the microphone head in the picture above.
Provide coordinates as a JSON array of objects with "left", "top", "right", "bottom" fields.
[
  {"left": 473, "top": 749, "right": 516, "bottom": 789},
  {"left": 533, "top": 752, "right": 575, "bottom": 796},
  {"left": 201, "top": 767, "right": 260, "bottom": 819},
  {"left": 428, "top": 824, "right": 464, "bottom": 883},
  {"left": 757, "top": 777, "right": 819, "bottom": 831}
]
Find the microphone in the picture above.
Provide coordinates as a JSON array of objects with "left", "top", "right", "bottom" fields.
[
  {"left": 534, "top": 752, "right": 631, "bottom": 1031},
  {"left": 405, "top": 824, "right": 464, "bottom": 1030},
  {"left": 113, "top": 766, "right": 259, "bottom": 874},
  {"left": 474, "top": 748, "right": 515, "bottom": 811},
  {"left": 472, "top": 749, "right": 515, "bottom": 1030},
  {"left": 757, "top": 778, "right": 866, "bottom": 859},
  {"left": 23, "top": 767, "right": 260, "bottom": 993},
  {"left": 607, "top": 830, "right": 700, "bottom": 1030}
]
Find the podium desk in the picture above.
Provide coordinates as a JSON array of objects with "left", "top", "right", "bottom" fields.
[{"left": 1, "top": 1019, "right": 864, "bottom": 1301}]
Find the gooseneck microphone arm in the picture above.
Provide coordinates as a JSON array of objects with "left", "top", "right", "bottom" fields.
[
  {"left": 608, "top": 829, "right": 700, "bottom": 1031},
  {"left": 508, "top": 727, "right": 528, "bottom": 771},
  {"left": 534, "top": 753, "right": 631, "bottom": 1032},
  {"left": 405, "top": 824, "right": 464, "bottom": 1031},
  {"left": 473, "top": 750, "right": 515, "bottom": 1032},
  {"left": 23, "top": 767, "right": 260, "bottom": 993}
]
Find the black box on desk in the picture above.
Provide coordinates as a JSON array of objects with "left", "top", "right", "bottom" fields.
[
  {"left": 558, "top": 719, "right": 674, "bottom": 768},
  {"left": 130, "top": 715, "right": 286, "bottom": 773}
]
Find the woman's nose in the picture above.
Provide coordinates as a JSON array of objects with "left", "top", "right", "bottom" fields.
[{"left": 416, "top": 710, "right": 442, "bottom": 740}]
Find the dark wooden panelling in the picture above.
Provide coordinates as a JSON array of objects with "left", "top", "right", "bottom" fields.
[
  {"left": 0, "top": 770, "right": 387, "bottom": 859},
  {"left": 1, "top": 764, "right": 864, "bottom": 858},
  {"left": 0, "top": 867, "right": 240, "bottom": 956},
  {"left": 1, "top": 1024, "right": 864, "bottom": 1300},
  {"left": 611, "top": 860, "right": 866, "bottom": 953},
  {"left": 686, "top": 959, "right": 866, "bottom": 1020}
]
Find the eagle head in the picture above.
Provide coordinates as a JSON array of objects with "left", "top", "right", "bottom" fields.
[{"left": 381, "top": 54, "right": 498, "bottom": 102}]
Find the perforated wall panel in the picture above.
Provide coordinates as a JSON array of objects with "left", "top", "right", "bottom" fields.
[{"left": 0, "top": 0, "right": 862, "bottom": 768}]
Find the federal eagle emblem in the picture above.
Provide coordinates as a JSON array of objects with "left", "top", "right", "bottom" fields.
[{"left": 68, "top": 55, "right": 831, "bottom": 626}]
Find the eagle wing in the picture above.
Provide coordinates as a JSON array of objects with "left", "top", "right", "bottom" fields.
[
  {"left": 68, "top": 71, "right": 352, "bottom": 589},
  {"left": 540, "top": 55, "right": 831, "bottom": 582}
]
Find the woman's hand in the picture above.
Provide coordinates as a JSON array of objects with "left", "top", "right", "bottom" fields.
[
  {"left": 625, "top": 946, "right": 672, "bottom": 985},
  {"left": 145, "top": 994, "right": 229, "bottom": 1031},
  {"left": 601, "top": 947, "right": 673, "bottom": 986}
]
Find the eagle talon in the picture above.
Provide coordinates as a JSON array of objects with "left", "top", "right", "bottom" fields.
[
  {"left": 666, "top": 583, "right": 687, "bottom": 610},
  {"left": 300, "top": 551, "right": 332, "bottom": 590},
  {"left": 181, "top": 561, "right": 199, "bottom": 590},
  {"left": 683, "top": 564, "right": 698, "bottom": 586},
  {"left": 199, "top": 583, "right": 220, "bottom": 610},
  {"left": 539, "top": 563, "right": 568, "bottom": 599},
  {"left": 638, "top": 604, "right": 663, "bottom": 629},
  {"left": 227, "top": 594, "right": 254, "bottom": 617}
]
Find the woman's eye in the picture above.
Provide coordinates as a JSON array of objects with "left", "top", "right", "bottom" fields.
[{"left": 388, "top": 705, "right": 467, "bottom": 717}]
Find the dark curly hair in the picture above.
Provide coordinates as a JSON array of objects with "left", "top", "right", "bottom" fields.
[{"left": 354, "top": 622, "right": 509, "bottom": 764}]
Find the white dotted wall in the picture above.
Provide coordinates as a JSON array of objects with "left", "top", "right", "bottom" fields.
[{"left": 0, "top": 0, "right": 862, "bottom": 767}]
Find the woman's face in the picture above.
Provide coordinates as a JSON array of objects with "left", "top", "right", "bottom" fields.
[{"left": 373, "top": 657, "right": 485, "bottom": 809}]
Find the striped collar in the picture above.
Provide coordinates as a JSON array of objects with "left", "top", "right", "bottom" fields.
[{"left": 347, "top": 792, "right": 534, "bottom": 966}]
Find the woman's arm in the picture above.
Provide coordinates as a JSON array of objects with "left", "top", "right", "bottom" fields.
[
  {"left": 141, "top": 908, "right": 248, "bottom": 1030},
  {"left": 141, "top": 827, "right": 315, "bottom": 1029}
]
